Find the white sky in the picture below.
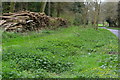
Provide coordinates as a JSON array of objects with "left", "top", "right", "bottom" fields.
[{"left": 1, "top": 0, "right": 120, "bottom": 2}]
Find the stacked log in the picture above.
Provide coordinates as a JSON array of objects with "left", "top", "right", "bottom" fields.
[{"left": 0, "top": 11, "right": 67, "bottom": 32}]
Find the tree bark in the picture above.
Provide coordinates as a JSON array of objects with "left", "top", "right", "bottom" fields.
[
  {"left": 83, "top": 2, "right": 89, "bottom": 27},
  {"left": 56, "top": 3, "right": 60, "bottom": 17},
  {"left": 94, "top": 1, "right": 101, "bottom": 30},
  {"left": 48, "top": 1, "right": 51, "bottom": 16},
  {"left": 10, "top": 0, "right": 15, "bottom": 13},
  {"left": 40, "top": 0, "right": 47, "bottom": 13},
  {"left": 0, "top": 2, "right": 2, "bottom": 17},
  {"left": 118, "top": 1, "right": 120, "bottom": 27}
]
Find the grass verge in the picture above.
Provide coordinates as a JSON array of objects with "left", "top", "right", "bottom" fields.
[
  {"left": 2, "top": 26, "right": 119, "bottom": 78},
  {"left": 106, "top": 27, "right": 120, "bottom": 30}
]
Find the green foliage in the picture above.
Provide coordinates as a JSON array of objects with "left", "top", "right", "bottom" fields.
[
  {"left": 68, "top": 2, "right": 85, "bottom": 25},
  {"left": 2, "top": 26, "right": 118, "bottom": 78},
  {"left": 2, "top": 2, "right": 41, "bottom": 13},
  {"left": 2, "top": 2, "right": 10, "bottom": 13},
  {"left": 71, "top": 2, "right": 84, "bottom": 13},
  {"left": 2, "top": 32, "right": 22, "bottom": 39},
  {"left": 2, "top": 63, "right": 49, "bottom": 78},
  {"left": 73, "top": 13, "right": 83, "bottom": 25},
  {"left": 98, "top": 24, "right": 104, "bottom": 27},
  {"left": 3, "top": 49, "right": 72, "bottom": 72}
]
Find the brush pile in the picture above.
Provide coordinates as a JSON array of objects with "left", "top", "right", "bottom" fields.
[{"left": 0, "top": 11, "right": 67, "bottom": 32}]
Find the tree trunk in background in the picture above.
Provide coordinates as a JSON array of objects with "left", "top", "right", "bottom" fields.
[
  {"left": 19, "top": 3, "right": 23, "bottom": 11},
  {"left": 18, "top": 2, "right": 28, "bottom": 11},
  {"left": 94, "top": 2, "right": 97, "bottom": 30},
  {"left": 102, "top": 20, "right": 104, "bottom": 26},
  {"left": 56, "top": 3, "right": 60, "bottom": 17},
  {"left": 40, "top": 0, "right": 47, "bottom": 13},
  {"left": 50, "top": 3, "right": 55, "bottom": 17},
  {"left": 94, "top": 1, "right": 101, "bottom": 30},
  {"left": 97, "top": 1, "right": 101, "bottom": 26},
  {"left": 24, "top": 2, "right": 28, "bottom": 11},
  {"left": 10, "top": 1, "right": 15, "bottom": 13},
  {"left": 48, "top": 1, "right": 51, "bottom": 16},
  {"left": 0, "top": 2, "right": 2, "bottom": 19},
  {"left": 118, "top": 1, "right": 120, "bottom": 27},
  {"left": 83, "top": 2, "right": 88, "bottom": 27}
]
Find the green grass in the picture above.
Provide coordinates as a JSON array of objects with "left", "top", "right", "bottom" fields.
[
  {"left": 2, "top": 26, "right": 119, "bottom": 78},
  {"left": 106, "top": 27, "right": 120, "bottom": 30},
  {"left": 0, "top": 29, "right": 2, "bottom": 80},
  {"left": 98, "top": 24, "right": 104, "bottom": 27}
]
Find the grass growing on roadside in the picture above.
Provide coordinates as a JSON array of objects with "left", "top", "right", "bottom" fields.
[
  {"left": 0, "top": 29, "right": 3, "bottom": 80},
  {"left": 98, "top": 24, "right": 104, "bottom": 27},
  {"left": 106, "top": 27, "right": 120, "bottom": 30},
  {"left": 2, "top": 26, "right": 119, "bottom": 78}
]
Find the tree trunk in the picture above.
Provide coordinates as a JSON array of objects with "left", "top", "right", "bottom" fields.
[
  {"left": 83, "top": 2, "right": 89, "bottom": 28},
  {"left": 118, "top": 1, "right": 120, "bottom": 27},
  {"left": 0, "top": 2, "right": 2, "bottom": 17},
  {"left": 24, "top": 2, "right": 28, "bottom": 11},
  {"left": 94, "top": 1, "right": 101, "bottom": 30},
  {"left": 10, "top": 0, "right": 15, "bottom": 13},
  {"left": 20, "top": 3, "right": 23, "bottom": 11},
  {"left": 48, "top": 1, "right": 51, "bottom": 16},
  {"left": 56, "top": 3, "right": 60, "bottom": 17},
  {"left": 40, "top": 0, "right": 47, "bottom": 13}
]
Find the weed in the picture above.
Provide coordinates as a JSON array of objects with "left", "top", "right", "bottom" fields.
[{"left": 2, "top": 26, "right": 118, "bottom": 78}]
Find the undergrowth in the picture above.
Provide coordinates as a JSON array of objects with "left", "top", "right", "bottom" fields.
[{"left": 2, "top": 26, "right": 119, "bottom": 78}]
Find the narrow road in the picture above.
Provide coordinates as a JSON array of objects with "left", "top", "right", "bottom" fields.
[{"left": 99, "top": 27, "right": 120, "bottom": 39}]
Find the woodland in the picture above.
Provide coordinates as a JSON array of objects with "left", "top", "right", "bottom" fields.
[{"left": 0, "top": 1, "right": 120, "bottom": 78}]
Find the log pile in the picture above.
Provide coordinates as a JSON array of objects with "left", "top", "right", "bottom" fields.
[{"left": 0, "top": 11, "right": 67, "bottom": 32}]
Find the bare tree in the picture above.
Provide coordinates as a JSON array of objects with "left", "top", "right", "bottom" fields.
[
  {"left": 40, "top": 0, "right": 47, "bottom": 13},
  {"left": 93, "top": 0, "right": 101, "bottom": 30},
  {"left": 56, "top": 2, "right": 61, "bottom": 17},
  {"left": 86, "top": 0, "right": 101, "bottom": 29},
  {"left": 117, "top": 2, "right": 120, "bottom": 27},
  {"left": 56, "top": 2, "right": 66, "bottom": 17},
  {"left": 10, "top": 0, "right": 15, "bottom": 12},
  {"left": 100, "top": 2, "right": 118, "bottom": 27},
  {"left": 82, "top": 1, "right": 89, "bottom": 27},
  {"left": 48, "top": 1, "right": 51, "bottom": 16}
]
